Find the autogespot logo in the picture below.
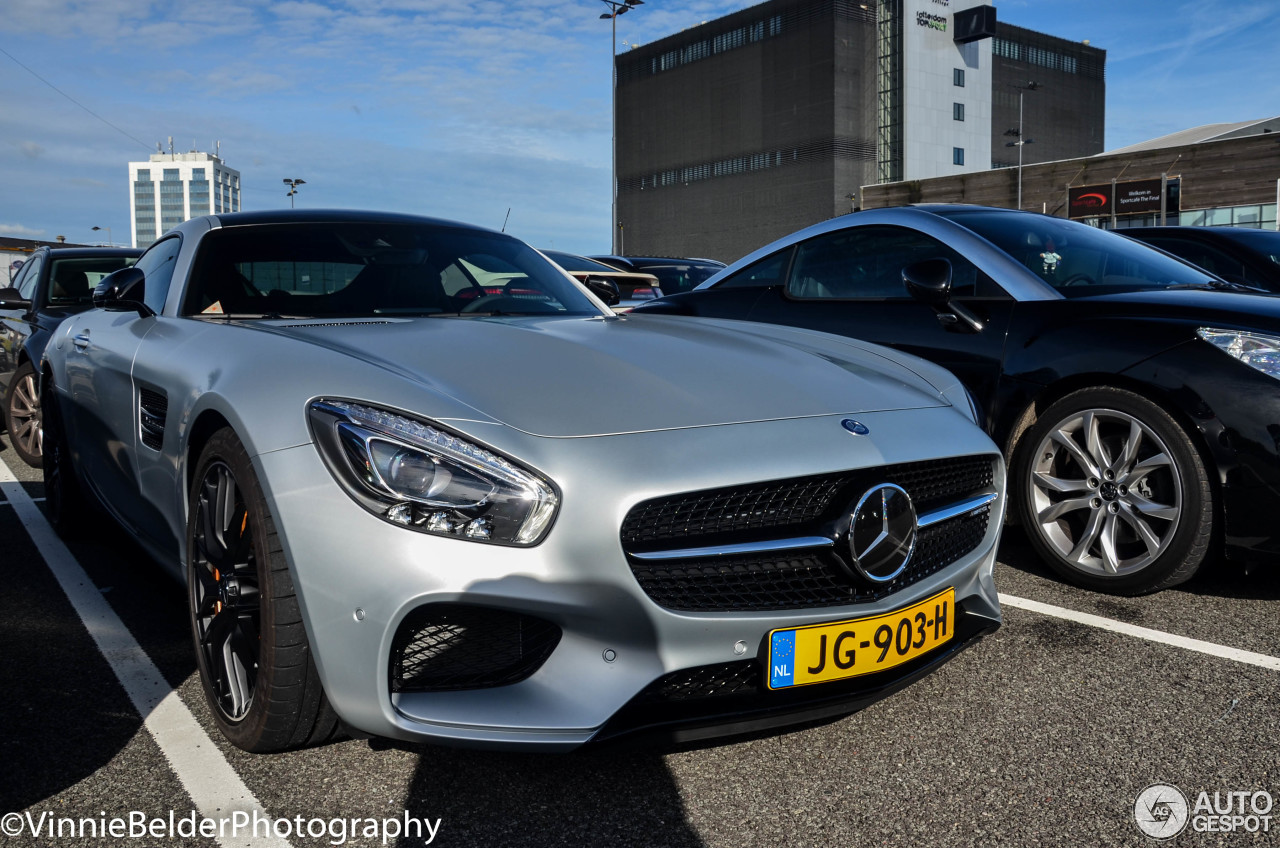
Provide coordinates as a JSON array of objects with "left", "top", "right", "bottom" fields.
[{"left": 1134, "top": 784, "right": 1190, "bottom": 839}]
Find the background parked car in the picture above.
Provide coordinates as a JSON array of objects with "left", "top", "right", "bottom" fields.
[
  {"left": 1122, "top": 226, "right": 1280, "bottom": 291},
  {"left": 540, "top": 250, "right": 661, "bottom": 310},
  {"left": 635, "top": 205, "right": 1280, "bottom": 595},
  {"left": 0, "top": 246, "right": 141, "bottom": 466},
  {"left": 589, "top": 255, "right": 726, "bottom": 296}
]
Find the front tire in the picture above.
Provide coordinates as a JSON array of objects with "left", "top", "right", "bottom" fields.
[
  {"left": 6, "top": 362, "right": 43, "bottom": 467},
  {"left": 187, "top": 428, "right": 340, "bottom": 752},
  {"left": 41, "top": 376, "right": 88, "bottom": 537},
  {"left": 1014, "top": 387, "right": 1213, "bottom": 595}
]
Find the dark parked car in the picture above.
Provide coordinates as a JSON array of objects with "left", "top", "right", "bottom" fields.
[
  {"left": 540, "top": 250, "right": 661, "bottom": 310},
  {"left": 1122, "top": 226, "right": 1280, "bottom": 292},
  {"left": 589, "top": 255, "right": 726, "bottom": 296},
  {"left": 635, "top": 205, "right": 1280, "bottom": 595},
  {"left": 0, "top": 246, "right": 141, "bottom": 466}
]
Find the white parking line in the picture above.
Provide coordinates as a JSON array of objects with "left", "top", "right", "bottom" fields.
[
  {"left": 0, "top": 459, "right": 292, "bottom": 848},
  {"left": 999, "top": 593, "right": 1280, "bottom": 672}
]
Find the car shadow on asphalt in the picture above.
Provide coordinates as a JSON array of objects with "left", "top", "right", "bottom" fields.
[{"left": 376, "top": 741, "right": 705, "bottom": 847}]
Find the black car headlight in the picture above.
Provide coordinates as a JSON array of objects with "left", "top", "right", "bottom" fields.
[
  {"left": 1198, "top": 328, "right": 1280, "bottom": 382},
  {"left": 308, "top": 399, "right": 559, "bottom": 545}
]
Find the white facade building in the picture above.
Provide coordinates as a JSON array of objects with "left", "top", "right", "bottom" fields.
[
  {"left": 901, "top": 0, "right": 993, "bottom": 180},
  {"left": 128, "top": 151, "right": 240, "bottom": 248}
]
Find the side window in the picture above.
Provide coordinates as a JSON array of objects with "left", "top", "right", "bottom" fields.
[
  {"left": 16, "top": 254, "right": 43, "bottom": 300},
  {"left": 134, "top": 236, "right": 182, "bottom": 314},
  {"left": 785, "top": 226, "right": 1003, "bottom": 300},
  {"left": 1144, "top": 239, "right": 1244, "bottom": 282},
  {"left": 716, "top": 249, "right": 791, "bottom": 289}
]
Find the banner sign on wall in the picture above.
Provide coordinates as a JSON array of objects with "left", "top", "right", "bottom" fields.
[{"left": 1068, "top": 179, "right": 1179, "bottom": 219}]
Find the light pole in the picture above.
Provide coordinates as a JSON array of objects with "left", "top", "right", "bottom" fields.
[
  {"left": 1003, "top": 81, "right": 1040, "bottom": 210},
  {"left": 91, "top": 225, "right": 112, "bottom": 246},
  {"left": 283, "top": 178, "right": 306, "bottom": 208},
  {"left": 599, "top": 0, "right": 643, "bottom": 254}
]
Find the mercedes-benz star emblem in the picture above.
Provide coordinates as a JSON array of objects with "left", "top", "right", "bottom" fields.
[
  {"left": 848, "top": 483, "right": 917, "bottom": 583},
  {"left": 841, "top": 419, "right": 870, "bottom": 435}
]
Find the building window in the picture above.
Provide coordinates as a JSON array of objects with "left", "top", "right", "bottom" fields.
[
  {"left": 953, "top": 147, "right": 965, "bottom": 166},
  {"left": 953, "top": 102, "right": 965, "bottom": 121},
  {"left": 953, "top": 68, "right": 965, "bottom": 87}
]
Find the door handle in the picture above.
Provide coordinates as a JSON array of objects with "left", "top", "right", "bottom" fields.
[{"left": 72, "top": 333, "right": 91, "bottom": 350}]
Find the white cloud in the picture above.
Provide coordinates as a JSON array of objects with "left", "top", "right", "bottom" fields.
[{"left": 0, "top": 222, "right": 48, "bottom": 238}]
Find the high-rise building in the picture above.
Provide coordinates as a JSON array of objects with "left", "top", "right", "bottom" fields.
[
  {"left": 615, "top": 0, "right": 1106, "bottom": 261},
  {"left": 128, "top": 149, "right": 240, "bottom": 248}
]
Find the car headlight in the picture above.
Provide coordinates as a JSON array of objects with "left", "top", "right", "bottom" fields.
[
  {"left": 308, "top": 399, "right": 559, "bottom": 545},
  {"left": 1198, "top": 328, "right": 1280, "bottom": 382}
]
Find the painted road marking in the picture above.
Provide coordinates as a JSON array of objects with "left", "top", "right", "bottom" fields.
[
  {"left": 0, "top": 457, "right": 292, "bottom": 848},
  {"left": 999, "top": 593, "right": 1280, "bottom": 672}
]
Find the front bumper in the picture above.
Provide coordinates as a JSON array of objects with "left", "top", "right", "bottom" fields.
[{"left": 253, "top": 406, "right": 1004, "bottom": 750}]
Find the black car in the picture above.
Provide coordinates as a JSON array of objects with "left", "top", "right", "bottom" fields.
[
  {"left": 0, "top": 246, "right": 141, "bottom": 466},
  {"left": 1122, "top": 226, "right": 1280, "bottom": 291},
  {"left": 635, "top": 205, "right": 1280, "bottom": 594},
  {"left": 588, "top": 255, "right": 725, "bottom": 296}
]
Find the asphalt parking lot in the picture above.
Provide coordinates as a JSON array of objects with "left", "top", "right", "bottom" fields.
[{"left": 1, "top": 442, "right": 1277, "bottom": 848}]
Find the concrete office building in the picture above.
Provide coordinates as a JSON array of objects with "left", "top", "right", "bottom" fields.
[
  {"left": 615, "top": 0, "right": 1106, "bottom": 261},
  {"left": 129, "top": 149, "right": 240, "bottom": 248}
]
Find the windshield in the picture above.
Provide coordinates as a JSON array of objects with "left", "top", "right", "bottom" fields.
[
  {"left": 183, "top": 223, "right": 602, "bottom": 318},
  {"left": 937, "top": 209, "right": 1220, "bottom": 297},
  {"left": 1221, "top": 229, "right": 1280, "bottom": 266},
  {"left": 633, "top": 261, "right": 724, "bottom": 294}
]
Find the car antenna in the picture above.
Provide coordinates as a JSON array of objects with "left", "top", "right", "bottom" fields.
[{"left": 501, "top": 208, "right": 511, "bottom": 233}]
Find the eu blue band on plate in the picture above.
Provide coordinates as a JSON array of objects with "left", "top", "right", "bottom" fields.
[{"left": 770, "top": 630, "right": 796, "bottom": 688}]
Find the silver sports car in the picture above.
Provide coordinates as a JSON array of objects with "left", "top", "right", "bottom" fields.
[{"left": 41, "top": 210, "right": 1004, "bottom": 752}]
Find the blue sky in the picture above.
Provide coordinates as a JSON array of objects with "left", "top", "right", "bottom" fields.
[{"left": 1, "top": 0, "right": 1275, "bottom": 254}]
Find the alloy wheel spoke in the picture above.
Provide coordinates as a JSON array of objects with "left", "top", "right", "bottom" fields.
[
  {"left": 1123, "top": 452, "right": 1171, "bottom": 486},
  {"left": 1051, "top": 427, "right": 1099, "bottom": 479},
  {"left": 222, "top": 626, "right": 254, "bottom": 718},
  {"left": 1032, "top": 470, "right": 1091, "bottom": 495},
  {"left": 1126, "top": 490, "right": 1178, "bottom": 522},
  {"left": 1099, "top": 513, "right": 1121, "bottom": 574},
  {"left": 1112, "top": 419, "right": 1144, "bottom": 475},
  {"left": 1119, "top": 503, "right": 1165, "bottom": 557},
  {"left": 202, "top": 605, "right": 237, "bottom": 653},
  {"left": 1082, "top": 411, "right": 1111, "bottom": 469},
  {"left": 1067, "top": 505, "right": 1107, "bottom": 564},
  {"left": 1037, "top": 495, "right": 1095, "bottom": 525}
]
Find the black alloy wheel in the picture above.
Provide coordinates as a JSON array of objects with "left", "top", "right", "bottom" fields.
[
  {"left": 5, "top": 362, "right": 43, "bottom": 467},
  {"left": 40, "top": 376, "right": 88, "bottom": 537},
  {"left": 1014, "top": 386, "right": 1213, "bottom": 595},
  {"left": 187, "top": 428, "right": 341, "bottom": 752}
]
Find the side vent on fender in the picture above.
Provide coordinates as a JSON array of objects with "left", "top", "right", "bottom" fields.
[{"left": 139, "top": 388, "right": 169, "bottom": 451}]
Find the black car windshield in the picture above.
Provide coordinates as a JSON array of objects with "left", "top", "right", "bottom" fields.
[
  {"left": 937, "top": 209, "right": 1220, "bottom": 297},
  {"left": 1220, "top": 229, "right": 1280, "bottom": 266},
  {"left": 183, "top": 223, "right": 602, "bottom": 318},
  {"left": 635, "top": 262, "right": 723, "bottom": 295}
]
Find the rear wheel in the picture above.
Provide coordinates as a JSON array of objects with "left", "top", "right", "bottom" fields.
[
  {"left": 1014, "top": 387, "right": 1213, "bottom": 595},
  {"left": 6, "top": 362, "right": 43, "bottom": 467},
  {"left": 187, "top": 428, "right": 340, "bottom": 752}
]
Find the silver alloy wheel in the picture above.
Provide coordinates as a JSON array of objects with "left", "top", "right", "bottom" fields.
[
  {"left": 1028, "top": 407, "right": 1182, "bottom": 577},
  {"left": 8, "top": 369, "right": 42, "bottom": 460}
]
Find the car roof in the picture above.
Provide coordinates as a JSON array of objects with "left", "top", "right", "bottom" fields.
[
  {"left": 185, "top": 208, "right": 507, "bottom": 235},
  {"left": 42, "top": 247, "right": 144, "bottom": 258}
]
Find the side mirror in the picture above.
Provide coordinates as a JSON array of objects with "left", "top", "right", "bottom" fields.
[
  {"left": 0, "top": 286, "right": 31, "bottom": 311},
  {"left": 584, "top": 276, "right": 622, "bottom": 307},
  {"left": 93, "top": 267, "right": 154, "bottom": 317},
  {"left": 902, "top": 258, "right": 954, "bottom": 306},
  {"left": 902, "top": 257, "right": 983, "bottom": 333}
]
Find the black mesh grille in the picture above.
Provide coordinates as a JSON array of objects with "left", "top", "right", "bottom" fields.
[
  {"left": 629, "top": 512, "right": 988, "bottom": 612},
  {"left": 640, "top": 660, "right": 761, "bottom": 701},
  {"left": 390, "top": 604, "right": 561, "bottom": 693},
  {"left": 621, "top": 455, "right": 994, "bottom": 549},
  {"left": 620, "top": 455, "right": 996, "bottom": 612}
]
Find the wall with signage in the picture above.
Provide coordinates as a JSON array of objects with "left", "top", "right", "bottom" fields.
[
  {"left": 1068, "top": 179, "right": 1179, "bottom": 220},
  {"left": 902, "top": 0, "right": 993, "bottom": 180}
]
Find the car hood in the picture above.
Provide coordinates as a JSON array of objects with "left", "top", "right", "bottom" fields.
[
  {"left": 1079, "top": 288, "right": 1280, "bottom": 331},
  {"left": 248, "top": 314, "right": 951, "bottom": 438}
]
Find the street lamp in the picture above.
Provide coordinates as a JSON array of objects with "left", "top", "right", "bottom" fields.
[
  {"left": 1003, "top": 81, "right": 1041, "bottom": 210},
  {"left": 283, "top": 178, "right": 306, "bottom": 208},
  {"left": 599, "top": 0, "right": 643, "bottom": 254},
  {"left": 91, "top": 225, "right": 112, "bottom": 246}
]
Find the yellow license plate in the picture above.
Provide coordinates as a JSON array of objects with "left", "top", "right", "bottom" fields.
[{"left": 767, "top": 588, "right": 955, "bottom": 690}]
